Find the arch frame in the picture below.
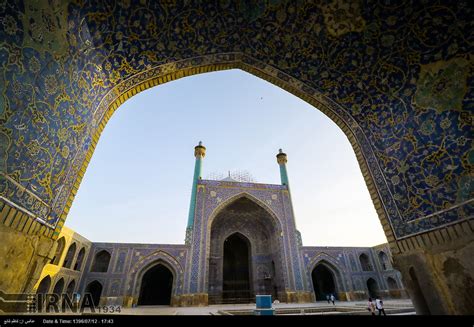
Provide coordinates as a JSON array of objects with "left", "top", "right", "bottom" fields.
[
  {"left": 35, "top": 275, "right": 52, "bottom": 295},
  {"left": 74, "top": 247, "right": 86, "bottom": 271},
  {"left": 386, "top": 276, "right": 398, "bottom": 290},
  {"left": 51, "top": 237, "right": 66, "bottom": 266},
  {"left": 127, "top": 250, "right": 184, "bottom": 305},
  {"left": 308, "top": 253, "right": 348, "bottom": 294},
  {"left": 198, "top": 191, "right": 289, "bottom": 295},
  {"left": 52, "top": 277, "right": 65, "bottom": 295},
  {"left": 90, "top": 249, "right": 112, "bottom": 273},
  {"left": 366, "top": 277, "right": 380, "bottom": 298},
  {"left": 221, "top": 232, "right": 253, "bottom": 299},
  {"left": 62, "top": 242, "right": 77, "bottom": 269},
  {"left": 66, "top": 279, "right": 76, "bottom": 296},
  {"left": 359, "top": 252, "right": 374, "bottom": 272},
  {"left": 84, "top": 280, "right": 104, "bottom": 307},
  {"left": 49, "top": 52, "right": 399, "bottom": 253}
]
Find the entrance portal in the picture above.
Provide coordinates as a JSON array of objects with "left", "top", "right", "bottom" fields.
[
  {"left": 367, "top": 278, "right": 379, "bottom": 298},
  {"left": 312, "top": 264, "right": 336, "bottom": 301},
  {"left": 84, "top": 281, "right": 102, "bottom": 307},
  {"left": 138, "top": 264, "right": 173, "bottom": 305},
  {"left": 223, "top": 233, "right": 251, "bottom": 302}
]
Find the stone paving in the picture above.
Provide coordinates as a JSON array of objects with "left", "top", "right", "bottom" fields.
[{"left": 117, "top": 299, "right": 415, "bottom": 315}]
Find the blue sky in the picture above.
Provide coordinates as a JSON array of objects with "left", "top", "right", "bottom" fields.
[{"left": 66, "top": 69, "right": 387, "bottom": 247}]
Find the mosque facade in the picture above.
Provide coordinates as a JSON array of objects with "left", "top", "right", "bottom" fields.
[{"left": 34, "top": 143, "right": 407, "bottom": 307}]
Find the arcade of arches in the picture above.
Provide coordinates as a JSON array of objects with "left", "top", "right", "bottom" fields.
[{"left": 0, "top": 1, "right": 472, "bottom": 315}]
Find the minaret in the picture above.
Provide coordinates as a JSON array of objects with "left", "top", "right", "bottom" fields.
[
  {"left": 187, "top": 141, "right": 206, "bottom": 232},
  {"left": 277, "top": 148, "right": 301, "bottom": 244},
  {"left": 276, "top": 148, "right": 290, "bottom": 188}
]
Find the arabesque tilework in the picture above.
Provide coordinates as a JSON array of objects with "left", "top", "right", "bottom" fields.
[{"left": 0, "top": 1, "right": 472, "bottom": 241}]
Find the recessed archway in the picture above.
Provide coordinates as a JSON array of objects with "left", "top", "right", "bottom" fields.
[
  {"left": 52, "top": 278, "right": 65, "bottom": 296},
  {"left": 387, "top": 277, "right": 398, "bottom": 290},
  {"left": 74, "top": 248, "right": 86, "bottom": 271},
  {"left": 50, "top": 238, "right": 65, "bottom": 265},
  {"left": 62, "top": 243, "right": 77, "bottom": 269},
  {"left": 311, "top": 263, "right": 337, "bottom": 301},
  {"left": 36, "top": 276, "right": 51, "bottom": 295},
  {"left": 378, "top": 251, "right": 391, "bottom": 270},
  {"left": 2, "top": 2, "right": 472, "bottom": 315},
  {"left": 367, "top": 278, "right": 379, "bottom": 298},
  {"left": 90, "top": 250, "right": 111, "bottom": 273},
  {"left": 84, "top": 281, "right": 103, "bottom": 307},
  {"left": 223, "top": 233, "right": 252, "bottom": 302},
  {"left": 66, "top": 280, "right": 76, "bottom": 297},
  {"left": 359, "top": 253, "right": 373, "bottom": 271},
  {"left": 207, "top": 194, "right": 283, "bottom": 303},
  {"left": 137, "top": 264, "right": 174, "bottom": 306}
]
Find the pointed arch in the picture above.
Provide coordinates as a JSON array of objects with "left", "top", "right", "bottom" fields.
[
  {"left": 66, "top": 280, "right": 76, "bottom": 297},
  {"left": 53, "top": 53, "right": 397, "bottom": 258},
  {"left": 52, "top": 278, "right": 65, "bottom": 295},
  {"left": 51, "top": 237, "right": 66, "bottom": 265},
  {"left": 137, "top": 263, "right": 174, "bottom": 305},
  {"left": 206, "top": 193, "right": 285, "bottom": 303},
  {"left": 128, "top": 250, "right": 184, "bottom": 303},
  {"left": 359, "top": 253, "right": 373, "bottom": 271},
  {"left": 387, "top": 277, "right": 398, "bottom": 290},
  {"left": 90, "top": 250, "right": 111, "bottom": 272},
  {"left": 308, "top": 256, "right": 347, "bottom": 296},
  {"left": 62, "top": 242, "right": 77, "bottom": 269},
  {"left": 222, "top": 232, "right": 252, "bottom": 301},
  {"left": 36, "top": 275, "right": 51, "bottom": 295},
  {"left": 207, "top": 192, "right": 283, "bottom": 235},
  {"left": 84, "top": 280, "right": 103, "bottom": 307},
  {"left": 74, "top": 247, "right": 86, "bottom": 271},
  {"left": 378, "top": 251, "right": 391, "bottom": 270},
  {"left": 367, "top": 278, "right": 379, "bottom": 298}
]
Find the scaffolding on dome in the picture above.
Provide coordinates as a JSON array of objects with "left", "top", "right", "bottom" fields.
[{"left": 206, "top": 170, "right": 257, "bottom": 183}]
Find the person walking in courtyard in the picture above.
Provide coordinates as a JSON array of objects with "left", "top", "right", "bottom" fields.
[
  {"left": 326, "top": 294, "right": 330, "bottom": 304},
  {"left": 330, "top": 294, "right": 335, "bottom": 305},
  {"left": 367, "top": 298, "right": 376, "bottom": 316},
  {"left": 375, "top": 296, "right": 386, "bottom": 316}
]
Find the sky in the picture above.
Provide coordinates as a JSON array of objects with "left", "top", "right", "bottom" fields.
[{"left": 66, "top": 69, "right": 387, "bottom": 247}]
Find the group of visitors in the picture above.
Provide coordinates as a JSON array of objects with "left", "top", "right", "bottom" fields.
[
  {"left": 321, "top": 293, "right": 387, "bottom": 316},
  {"left": 325, "top": 294, "right": 336, "bottom": 305},
  {"left": 367, "top": 296, "right": 386, "bottom": 316}
]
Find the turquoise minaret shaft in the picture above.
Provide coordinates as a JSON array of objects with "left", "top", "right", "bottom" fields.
[
  {"left": 187, "top": 141, "right": 206, "bottom": 228},
  {"left": 277, "top": 149, "right": 290, "bottom": 188}
]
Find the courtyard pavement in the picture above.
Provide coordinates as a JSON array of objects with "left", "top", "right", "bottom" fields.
[{"left": 117, "top": 299, "right": 415, "bottom": 315}]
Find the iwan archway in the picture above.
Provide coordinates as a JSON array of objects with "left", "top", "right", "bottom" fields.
[
  {"left": 1, "top": 1, "right": 472, "bottom": 315},
  {"left": 222, "top": 233, "right": 252, "bottom": 302},
  {"left": 208, "top": 195, "right": 284, "bottom": 304},
  {"left": 138, "top": 264, "right": 174, "bottom": 306},
  {"left": 312, "top": 263, "right": 337, "bottom": 301}
]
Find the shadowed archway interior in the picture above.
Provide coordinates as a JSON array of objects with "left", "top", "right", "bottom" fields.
[
  {"left": 36, "top": 276, "right": 51, "bottom": 295},
  {"left": 312, "top": 264, "right": 336, "bottom": 301},
  {"left": 84, "top": 281, "right": 102, "bottom": 307},
  {"left": 52, "top": 278, "right": 64, "bottom": 296},
  {"left": 66, "top": 280, "right": 76, "bottom": 297},
  {"left": 367, "top": 278, "right": 379, "bottom": 298},
  {"left": 138, "top": 264, "right": 173, "bottom": 305},
  {"left": 223, "top": 233, "right": 251, "bottom": 301}
]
